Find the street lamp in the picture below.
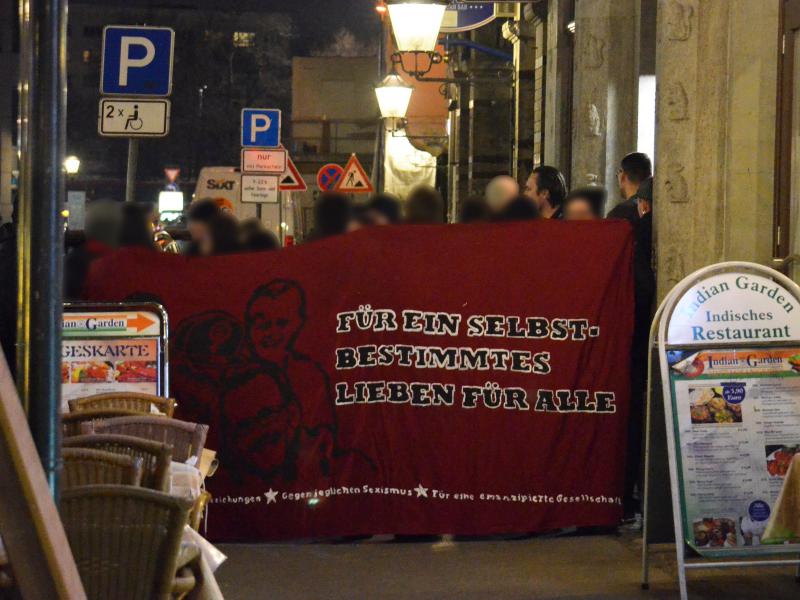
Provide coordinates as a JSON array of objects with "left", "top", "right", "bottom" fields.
[
  {"left": 375, "top": 71, "right": 413, "bottom": 132},
  {"left": 387, "top": 0, "right": 447, "bottom": 53},
  {"left": 63, "top": 155, "right": 80, "bottom": 175}
]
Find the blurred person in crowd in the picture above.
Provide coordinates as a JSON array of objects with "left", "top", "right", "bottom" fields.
[
  {"left": 405, "top": 185, "right": 445, "bottom": 224},
  {"left": 119, "top": 203, "right": 157, "bottom": 250},
  {"left": 524, "top": 166, "right": 567, "bottom": 219},
  {"left": 351, "top": 203, "right": 371, "bottom": 230},
  {"left": 240, "top": 218, "right": 280, "bottom": 252},
  {"left": 485, "top": 175, "right": 519, "bottom": 216},
  {"left": 201, "top": 211, "right": 242, "bottom": 256},
  {"left": 563, "top": 187, "right": 606, "bottom": 220},
  {"left": 609, "top": 152, "right": 652, "bottom": 224},
  {"left": 186, "top": 198, "right": 221, "bottom": 255},
  {"left": 64, "top": 199, "right": 122, "bottom": 300},
  {"left": 368, "top": 193, "right": 402, "bottom": 225},
  {"left": 495, "top": 195, "right": 540, "bottom": 222},
  {"left": 459, "top": 195, "right": 490, "bottom": 223},
  {"left": 623, "top": 176, "right": 656, "bottom": 526},
  {"left": 309, "top": 193, "right": 353, "bottom": 241}
]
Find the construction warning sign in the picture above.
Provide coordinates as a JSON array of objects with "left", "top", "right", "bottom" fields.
[{"left": 335, "top": 154, "right": 374, "bottom": 194}]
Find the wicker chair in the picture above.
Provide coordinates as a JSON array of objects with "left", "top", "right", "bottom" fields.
[
  {"left": 68, "top": 393, "right": 176, "bottom": 417},
  {"left": 62, "top": 408, "right": 152, "bottom": 438},
  {"left": 90, "top": 416, "right": 209, "bottom": 463},
  {"left": 61, "top": 485, "right": 196, "bottom": 600},
  {"left": 63, "top": 434, "right": 172, "bottom": 492},
  {"left": 62, "top": 447, "right": 143, "bottom": 489}
]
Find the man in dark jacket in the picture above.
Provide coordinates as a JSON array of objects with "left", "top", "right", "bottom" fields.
[
  {"left": 523, "top": 165, "right": 567, "bottom": 219},
  {"left": 623, "top": 176, "right": 656, "bottom": 524},
  {"left": 609, "top": 152, "right": 652, "bottom": 223}
]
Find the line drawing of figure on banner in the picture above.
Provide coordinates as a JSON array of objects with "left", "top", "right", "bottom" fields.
[{"left": 170, "top": 279, "right": 374, "bottom": 486}]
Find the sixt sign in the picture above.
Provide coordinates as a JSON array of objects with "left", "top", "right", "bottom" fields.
[
  {"left": 440, "top": 2, "right": 496, "bottom": 33},
  {"left": 101, "top": 26, "right": 175, "bottom": 96},
  {"left": 207, "top": 179, "right": 236, "bottom": 191}
]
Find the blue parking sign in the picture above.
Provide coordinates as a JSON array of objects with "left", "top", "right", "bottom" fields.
[
  {"left": 241, "top": 108, "right": 282, "bottom": 148},
  {"left": 101, "top": 26, "right": 174, "bottom": 96}
]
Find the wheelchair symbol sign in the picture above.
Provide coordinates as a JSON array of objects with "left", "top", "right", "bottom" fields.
[{"left": 98, "top": 98, "right": 170, "bottom": 137}]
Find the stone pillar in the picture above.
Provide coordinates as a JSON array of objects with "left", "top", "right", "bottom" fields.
[
  {"left": 508, "top": 5, "right": 537, "bottom": 180},
  {"left": 654, "top": 0, "right": 779, "bottom": 299},
  {"left": 571, "top": 0, "right": 639, "bottom": 195},
  {"left": 544, "top": 0, "right": 574, "bottom": 180},
  {"left": 468, "top": 23, "right": 514, "bottom": 195}
]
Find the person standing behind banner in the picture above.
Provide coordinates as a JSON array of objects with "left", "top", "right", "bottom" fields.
[
  {"left": 523, "top": 166, "right": 567, "bottom": 219},
  {"left": 186, "top": 198, "right": 221, "bottom": 256},
  {"left": 405, "top": 185, "right": 445, "bottom": 224},
  {"left": 367, "top": 193, "right": 402, "bottom": 226},
  {"left": 623, "top": 176, "right": 656, "bottom": 526},
  {"left": 308, "top": 192, "right": 354, "bottom": 241},
  {"left": 563, "top": 187, "right": 607, "bottom": 220},
  {"left": 494, "top": 195, "right": 541, "bottom": 222},
  {"left": 609, "top": 152, "right": 652, "bottom": 223},
  {"left": 485, "top": 175, "right": 519, "bottom": 217},
  {"left": 64, "top": 199, "right": 122, "bottom": 301}
]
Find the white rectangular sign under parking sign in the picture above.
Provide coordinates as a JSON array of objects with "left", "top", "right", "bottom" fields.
[
  {"left": 98, "top": 98, "right": 170, "bottom": 137},
  {"left": 241, "top": 175, "right": 279, "bottom": 204}
]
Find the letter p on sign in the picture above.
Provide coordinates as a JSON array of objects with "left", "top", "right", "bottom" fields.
[
  {"left": 241, "top": 108, "right": 282, "bottom": 149},
  {"left": 119, "top": 36, "right": 155, "bottom": 86},
  {"left": 101, "top": 26, "right": 174, "bottom": 96},
  {"left": 250, "top": 114, "right": 272, "bottom": 143}
]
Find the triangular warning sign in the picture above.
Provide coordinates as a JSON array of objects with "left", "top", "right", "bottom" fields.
[
  {"left": 279, "top": 156, "right": 308, "bottom": 192},
  {"left": 335, "top": 154, "right": 374, "bottom": 194}
]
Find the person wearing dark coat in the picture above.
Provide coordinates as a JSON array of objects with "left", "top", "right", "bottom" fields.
[
  {"left": 623, "top": 176, "right": 656, "bottom": 523},
  {"left": 608, "top": 152, "right": 652, "bottom": 223}
]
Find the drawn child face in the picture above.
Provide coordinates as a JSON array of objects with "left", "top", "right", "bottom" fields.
[{"left": 246, "top": 284, "right": 304, "bottom": 362}]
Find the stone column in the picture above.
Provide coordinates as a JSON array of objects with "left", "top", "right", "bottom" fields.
[
  {"left": 468, "top": 23, "right": 515, "bottom": 195},
  {"left": 544, "top": 0, "right": 574, "bottom": 179},
  {"left": 508, "top": 5, "right": 537, "bottom": 180},
  {"left": 653, "top": 0, "right": 779, "bottom": 299},
  {"left": 571, "top": 0, "right": 639, "bottom": 195}
]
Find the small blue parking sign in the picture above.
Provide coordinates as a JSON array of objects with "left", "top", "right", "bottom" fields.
[
  {"left": 241, "top": 108, "right": 282, "bottom": 149},
  {"left": 101, "top": 26, "right": 174, "bottom": 96}
]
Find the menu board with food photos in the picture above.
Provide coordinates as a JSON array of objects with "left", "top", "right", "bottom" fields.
[
  {"left": 61, "top": 305, "right": 167, "bottom": 411},
  {"left": 668, "top": 347, "right": 800, "bottom": 556}
]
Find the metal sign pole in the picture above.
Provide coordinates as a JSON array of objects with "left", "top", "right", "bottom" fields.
[
  {"left": 21, "top": 0, "right": 68, "bottom": 496},
  {"left": 125, "top": 137, "right": 139, "bottom": 203}
]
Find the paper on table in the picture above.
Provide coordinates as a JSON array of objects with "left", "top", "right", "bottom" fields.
[
  {"left": 198, "top": 449, "right": 217, "bottom": 480},
  {"left": 170, "top": 462, "right": 202, "bottom": 501},
  {"left": 763, "top": 455, "right": 800, "bottom": 544}
]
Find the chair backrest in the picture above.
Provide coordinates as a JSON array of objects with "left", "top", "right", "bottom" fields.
[
  {"left": 62, "top": 408, "right": 148, "bottom": 438},
  {"left": 61, "top": 485, "right": 191, "bottom": 600},
  {"left": 68, "top": 393, "right": 176, "bottom": 417},
  {"left": 91, "top": 417, "right": 209, "bottom": 463},
  {"left": 63, "top": 434, "right": 172, "bottom": 492},
  {"left": 62, "top": 447, "right": 143, "bottom": 489}
]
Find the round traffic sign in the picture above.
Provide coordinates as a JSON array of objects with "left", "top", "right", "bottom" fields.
[{"left": 317, "top": 164, "right": 344, "bottom": 192}]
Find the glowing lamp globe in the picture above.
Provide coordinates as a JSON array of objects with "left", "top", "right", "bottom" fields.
[
  {"left": 387, "top": 0, "right": 447, "bottom": 53},
  {"left": 63, "top": 155, "right": 81, "bottom": 175},
  {"left": 375, "top": 73, "right": 413, "bottom": 120}
]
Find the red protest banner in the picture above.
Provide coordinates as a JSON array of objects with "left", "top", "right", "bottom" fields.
[{"left": 85, "top": 221, "right": 634, "bottom": 542}]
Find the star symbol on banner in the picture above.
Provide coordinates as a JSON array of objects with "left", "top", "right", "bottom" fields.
[
  {"left": 414, "top": 484, "right": 429, "bottom": 498},
  {"left": 265, "top": 489, "right": 278, "bottom": 504}
]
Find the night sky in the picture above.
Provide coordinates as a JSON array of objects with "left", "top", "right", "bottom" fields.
[{"left": 77, "top": 0, "right": 381, "bottom": 54}]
